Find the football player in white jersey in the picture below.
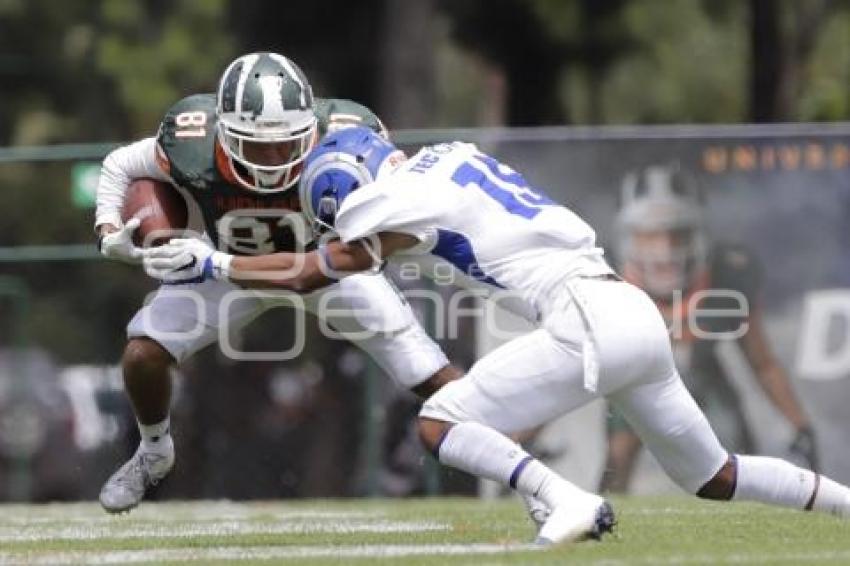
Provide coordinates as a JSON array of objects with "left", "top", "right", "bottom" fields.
[{"left": 146, "top": 127, "right": 850, "bottom": 545}]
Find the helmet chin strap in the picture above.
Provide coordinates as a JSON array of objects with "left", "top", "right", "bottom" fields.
[
  {"left": 254, "top": 168, "right": 287, "bottom": 188},
  {"left": 226, "top": 157, "right": 285, "bottom": 193},
  {"left": 358, "top": 237, "right": 385, "bottom": 273},
  {"left": 312, "top": 216, "right": 337, "bottom": 235}
]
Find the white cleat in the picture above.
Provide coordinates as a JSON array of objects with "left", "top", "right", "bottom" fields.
[
  {"left": 534, "top": 498, "right": 616, "bottom": 546},
  {"left": 99, "top": 444, "right": 174, "bottom": 514},
  {"left": 521, "top": 494, "right": 551, "bottom": 530}
]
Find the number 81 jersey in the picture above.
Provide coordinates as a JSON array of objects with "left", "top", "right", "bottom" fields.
[
  {"left": 334, "top": 142, "right": 616, "bottom": 317},
  {"left": 157, "top": 93, "right": 387, "bottom": 255}
]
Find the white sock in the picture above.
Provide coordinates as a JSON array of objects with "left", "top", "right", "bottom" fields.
[
  {"left": 436, "top": 422, "right": 596, "bottom": 509},
  {"left": 139, "top": 417, "right": 173, "bottom": 455},
  {"left": 521, "top": 492, "right": 550, "bottom": 521},
  {"left": 734, "top": 455, "right": 850, "bottom": 517},
  {"left": 811, "top": 476, "right": 850, "bottom": 518},
  {"left": 517, "top": 459, "right": 600, "bottom": 510}
]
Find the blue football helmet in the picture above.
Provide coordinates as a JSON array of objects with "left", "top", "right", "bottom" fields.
[{"left": 299, "top": 126, "right": 405, "bottom": 232}]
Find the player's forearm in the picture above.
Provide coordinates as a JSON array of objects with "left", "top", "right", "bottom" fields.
[
  {"left": 754, "top": 364, "right": 809, "bottom": 428},
  {"left": 228, "top": 252, "right": 333, "bottom": 292},
  {"left": 95, "top": 137, "right": 171, "bottom": 231},
  {"left": 742, "top": 315, "right": 810, "bottom": 428}
]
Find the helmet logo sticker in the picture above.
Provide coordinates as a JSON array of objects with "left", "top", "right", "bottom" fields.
[{"left": 256, "top": 75, "right": 285, "bottom": 120}]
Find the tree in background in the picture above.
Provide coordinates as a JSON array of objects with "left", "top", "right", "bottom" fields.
[
  {"left": 0, "top": 0, "right": 110, "bottom": 145},
  {"left": 749, "top": 0, "right": 850, "bottom": 122},
  {"left": 225, "top": 0, "right": 385, "bottom": 111},
  {"left": 0, "top": 0, "right": 233, "bottom": 145},
  {"left": 439, "top": 0, "right": 572, "bottom": 126},
  {"left": 0, "top": 0, "right": 235, "bottom": 361},
  {"left": 378, "top": 0, "right": 438, "bottom": 129},
  {"left": 4, "top": 0, "right": 850, "bottom": 140},
  {"left": 96, "top": 0, "right": 234, "bottom": 135}
]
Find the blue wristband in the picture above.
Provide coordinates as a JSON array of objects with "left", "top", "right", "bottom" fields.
[
  {"left": 317, "top": 244, "right": 339, "bottom": 280},
  {"left": 202, "top": 255, "right": 215, "bottom": 281}
]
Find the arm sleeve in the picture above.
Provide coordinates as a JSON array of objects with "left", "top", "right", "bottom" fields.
[
  {"left": 94, "top": 137, "right": 172, "bottom": 231},
  {"left": 335, "top": 182, "right": 438, "bottom": 246}
]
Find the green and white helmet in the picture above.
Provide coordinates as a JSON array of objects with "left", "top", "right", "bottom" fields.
[
  {"left": 216, "top": 52, "right": 317, "bottom": 193},
  {"left": 616, "top": 164, "right": 708, "bottom": 298}
]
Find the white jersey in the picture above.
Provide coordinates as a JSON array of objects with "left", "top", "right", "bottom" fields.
[{"left": 335, "top": 142, "right": 614, "bottom": 320}]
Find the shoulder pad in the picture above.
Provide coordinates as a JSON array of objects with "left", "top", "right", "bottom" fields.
[
  {"left": 709, "top": 242, "right": 762, "bottom": 297},
  {"left": 315, "top": 97, "right": 388, "bottom": 139},
  {"left": 711, "top": 243, "right": 756, "bottom": 271},
  {"left": 157, "top": 94, "right": 218, "bottom": 188}
]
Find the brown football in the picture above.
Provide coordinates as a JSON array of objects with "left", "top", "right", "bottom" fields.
[{"left": 121, "top": 178, "right": 189, "bottom": 247}]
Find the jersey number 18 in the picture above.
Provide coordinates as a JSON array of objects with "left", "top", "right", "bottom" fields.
[{"left": 451, "top": 154, "right": 554, "bottom": 219}]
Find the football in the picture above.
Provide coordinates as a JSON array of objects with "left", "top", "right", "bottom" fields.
[{"left": 121, "top": 178, "right": 189, "bottom": 247}]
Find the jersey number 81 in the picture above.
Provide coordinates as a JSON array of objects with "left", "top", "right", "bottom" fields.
[{"left": 175, "top": 111, "right": 208, "bottom": 138}]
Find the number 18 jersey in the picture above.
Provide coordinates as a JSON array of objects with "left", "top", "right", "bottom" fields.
[{"left": 335, "top": 142, "right": 615, "bottom": 319}]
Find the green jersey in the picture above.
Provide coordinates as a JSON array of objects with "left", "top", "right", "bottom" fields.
[{"left": 156, "top": 93, "right": 386, "bottom": 255}]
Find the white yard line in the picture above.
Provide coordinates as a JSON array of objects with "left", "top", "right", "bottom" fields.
[
  {"left": 0, "top": 543, "right": 539, "bottom": 565},
  {"left": 0, "top": 511, "right": 376, "bottom": 525},
  {"left": 3, "top": 545, "right": 850, "bottom": 565},
  {"left": 627, "top": 506, "right": 794, "bottom": 516},
  {"left": 0, "top": 502, "right": 377, "bottom": 523},
  {"left": 0, "top": 519, "right": 449, "bottom": 542},
  {"left": 581, "top": 550, "right": 850, "bottom": 565}
]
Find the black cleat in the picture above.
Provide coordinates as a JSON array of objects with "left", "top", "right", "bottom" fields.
[{"left": 587, "top": 500, "right": 616, "bottom": 540}]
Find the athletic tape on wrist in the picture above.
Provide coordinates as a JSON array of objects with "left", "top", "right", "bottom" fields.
[{"left": 203, "top": 252, "right": 233, "bottom": 280}]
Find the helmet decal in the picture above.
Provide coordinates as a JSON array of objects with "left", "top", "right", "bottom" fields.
[
  {"left": 255, "top": 74, "right": 284, "bottom": 118},
  {"left": 231, "top": 53, "right": 313, "bottom": 120}
]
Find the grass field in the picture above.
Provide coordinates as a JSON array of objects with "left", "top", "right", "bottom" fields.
[{"left": 0, "top": 496, "right": 848, "bottom": 565}]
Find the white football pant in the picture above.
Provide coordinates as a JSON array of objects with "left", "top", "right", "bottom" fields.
[
  {"left": 421, "top": 278, "right": 728, "bottom": 494},
  {"left": 127, "top": 273, "right": 448, "bottom": 390}
]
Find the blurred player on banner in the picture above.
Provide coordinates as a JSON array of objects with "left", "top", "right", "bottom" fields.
[{"left": 600, "top": 164, "right": 817, "bottom": 493}]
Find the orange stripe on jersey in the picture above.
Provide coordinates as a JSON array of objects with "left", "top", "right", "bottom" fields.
[
  {"left": 155, "top": 143, "right": 171, "bottom": 175},
  {"left": 214, "top": 139, "right": 238, "bottom": 185}
]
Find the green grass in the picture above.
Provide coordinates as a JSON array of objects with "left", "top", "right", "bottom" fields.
[{"left": 0, "top": 496, "right": 848, "bottom": 565}]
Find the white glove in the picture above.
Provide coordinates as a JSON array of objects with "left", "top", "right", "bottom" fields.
[
  {"left": 143, "top": 238, "right": 232, "bottom": 284},
  {"left": 98, "top": 218, "right": 143, "bottom": 264}
]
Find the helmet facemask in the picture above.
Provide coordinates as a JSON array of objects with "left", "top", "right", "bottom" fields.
[
  {"left": 217, "top": 117, "right": 317, "bottom": 193},
  {"left": 620, "top": 224, "right": 707, "bottom": 299},
  {"left": 300, "top": 154, "right": 372, "bottom": 234},
  {"left": 215, "top": 52, "right": 318, "bottom": 193}
]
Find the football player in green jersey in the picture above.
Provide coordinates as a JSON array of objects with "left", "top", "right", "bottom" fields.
[{"left": 95, "top": 52, "right": 461, "bottom": 513}]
